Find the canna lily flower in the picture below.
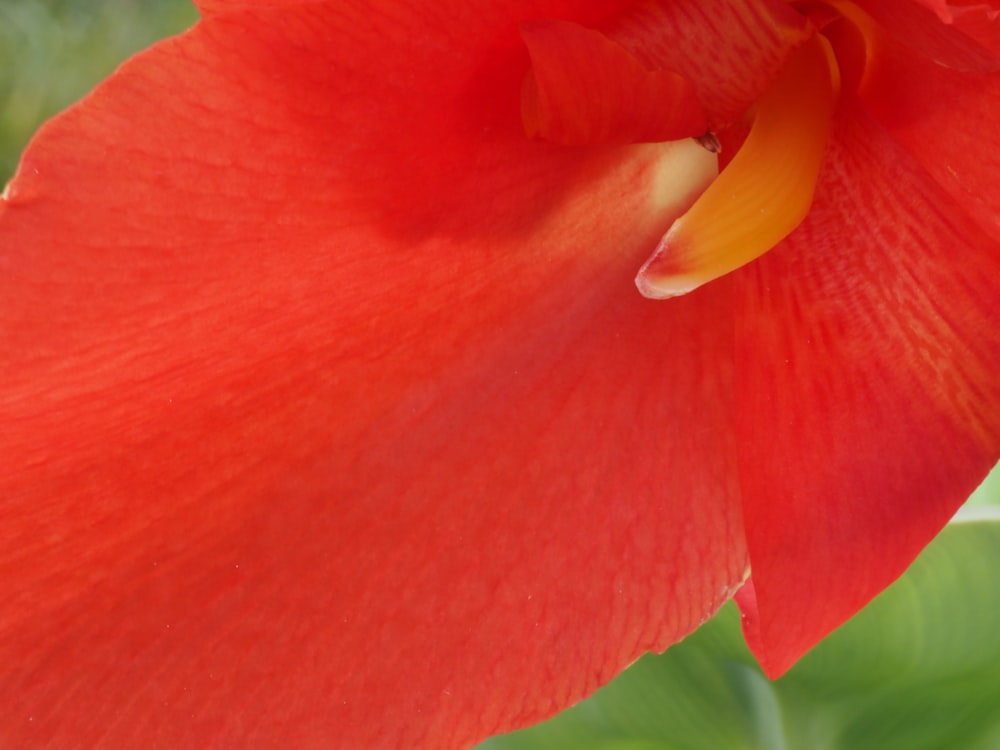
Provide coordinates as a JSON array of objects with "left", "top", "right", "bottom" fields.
[{"left": 2, "top": 0, "right": 999, "bottom": 747}]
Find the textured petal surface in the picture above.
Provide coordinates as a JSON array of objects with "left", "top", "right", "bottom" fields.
[
  {"left": 733, "top": 101, "right": 1000, "bottom": 677},
  {"left": 0, "top": 3, "right": 746, "bottom": 748}
]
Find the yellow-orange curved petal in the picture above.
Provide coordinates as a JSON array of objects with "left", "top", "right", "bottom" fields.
[{"left": 636, "top": 34, "right": 841, "bottom": 299}]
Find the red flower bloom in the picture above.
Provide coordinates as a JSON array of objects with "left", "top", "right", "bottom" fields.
[{"left": 1, "top": 0, "right": 998, "bottom": 747}]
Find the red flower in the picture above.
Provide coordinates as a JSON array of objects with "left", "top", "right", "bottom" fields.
[{"left": 1, "top": 0, "right": 998, "bottom": 747}]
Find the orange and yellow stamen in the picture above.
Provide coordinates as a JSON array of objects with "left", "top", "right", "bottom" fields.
[{"left": 635, "top": 33, "right": 842, "bottom": 298}]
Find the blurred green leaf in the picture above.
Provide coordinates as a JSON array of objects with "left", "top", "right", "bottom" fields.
[
  {"left": 480, "top": 507, "right": 1000, "bottom": 750},
  {"left": 1, "top": 0, "right": 197, "bottom": 180},
  {"left": 968, "top": 463, "right": 1000, "bottom": 506}
]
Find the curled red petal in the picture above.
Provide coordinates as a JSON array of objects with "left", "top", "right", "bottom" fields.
[
  {"left": 605, "top": 0, "right": 812, "bottom": 126},
  {"left": 0, "top": 3, "right": 744, "bottom": 748},
  {"left": 734, "top": 102, "right": 1000, "bottom": 677},
  {"left": 520, "top": 19, "right": 706, "bottom": 146}
]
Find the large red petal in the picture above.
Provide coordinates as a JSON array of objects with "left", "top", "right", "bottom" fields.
[
  {"left": 0, "top": 3, "right": 745, "bottom": 748},
  {"left": 733, "top": 101, "right": 1000, "bottom": 677}
]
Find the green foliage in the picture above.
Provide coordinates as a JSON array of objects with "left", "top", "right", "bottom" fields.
[
  {"left": 968, "top": 463, "right": 1000, "bottom": 506},
  {"left": 0, "top": 0, "right": 197, "bottom": 180},
  {"left": 480, "top": 508, "right": 1000, "bottom": 750}
]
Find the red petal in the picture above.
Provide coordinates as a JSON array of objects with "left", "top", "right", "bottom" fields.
[
  {"left": 0, "top": 4, "right": 745, "bottom": 747},
  {"left": 520, "top": 19, "right": 706, "bottom": 145},
  {"left": 857, "top": 19, "right": 1000, "bottom": 242},
  {"left": 951, "top": 4, "right": 1000, "bottom": 55},
  {"left": 853, "top": 0, "right": 1000, "bottom": 71},
  {"left": 909, "top": 0, "right": 958, "bottom": 22},
  {"left": 195, "top": 0, "right": 302, "bottom": 13},
  {"left": 733, "top": 102, "right": 1000, "bottom": 677}
]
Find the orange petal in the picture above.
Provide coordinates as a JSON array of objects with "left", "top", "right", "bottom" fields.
[{"left": 635, "top": 34, "right": 840, "bottom": 299}]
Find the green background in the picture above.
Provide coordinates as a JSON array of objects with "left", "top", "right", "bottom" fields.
[{"left": 1, "top": 0, "right": 197, "bottom": 180}]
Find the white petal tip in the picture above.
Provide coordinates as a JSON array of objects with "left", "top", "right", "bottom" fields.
[{"left": 634, "top": 271, "right": 704, "bottom": 300}]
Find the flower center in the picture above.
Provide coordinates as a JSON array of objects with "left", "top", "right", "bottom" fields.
[{"left": 635, "top": 31, "right": 841, "bottom": 298}]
